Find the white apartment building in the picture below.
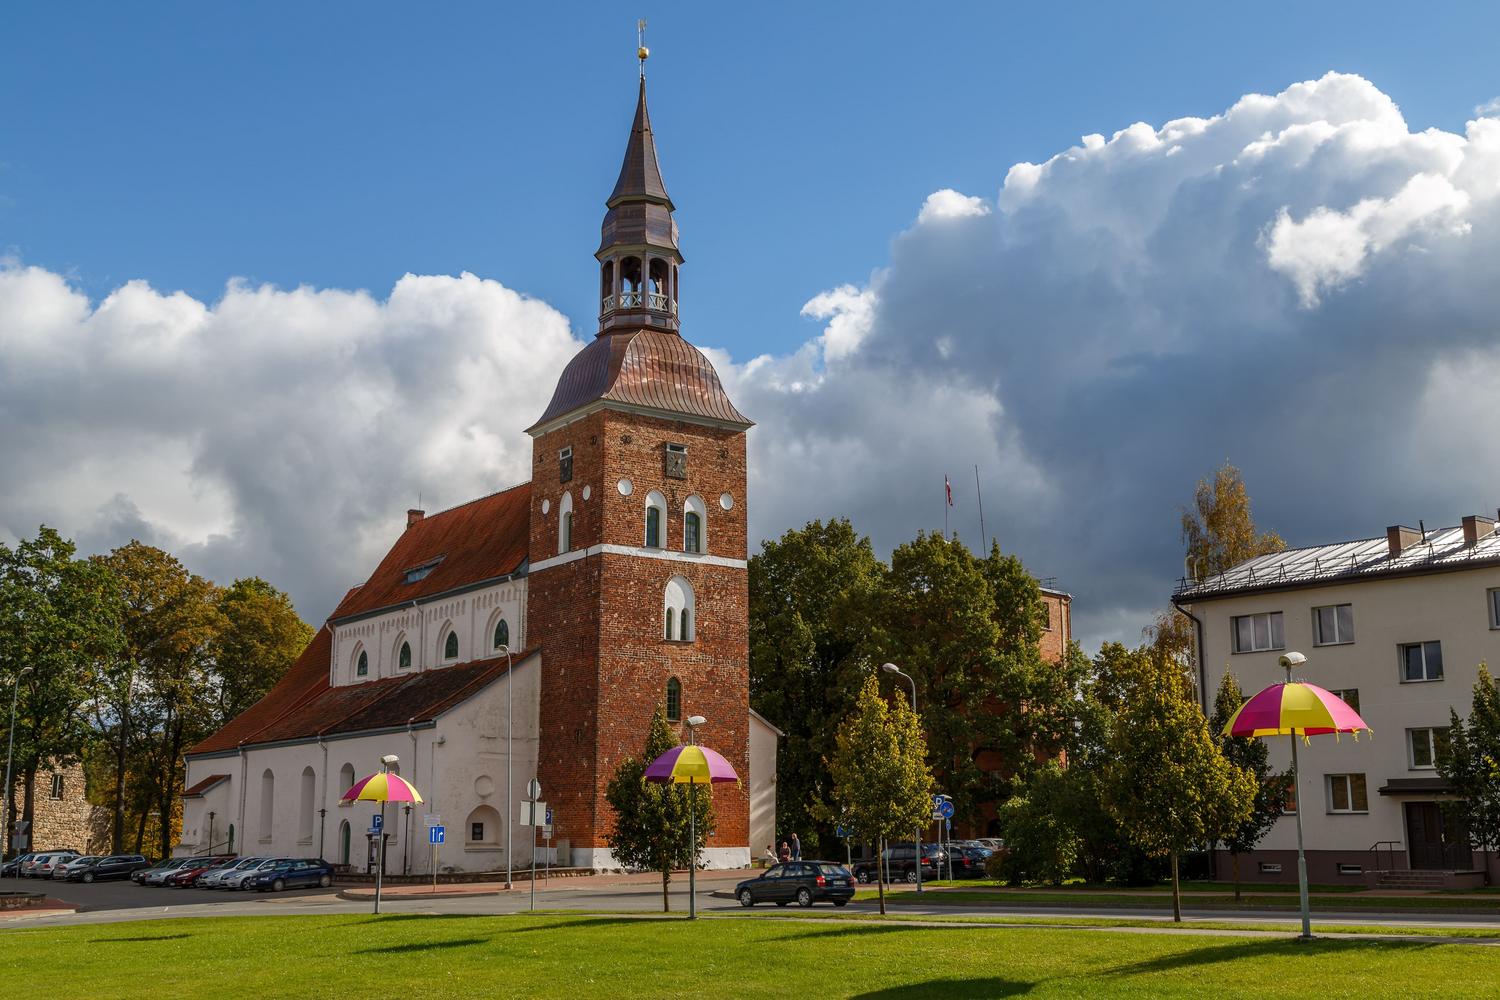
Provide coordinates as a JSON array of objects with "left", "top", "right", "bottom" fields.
[{"left": 1173, "top": 515, "right": 1500, "bottom": 888}]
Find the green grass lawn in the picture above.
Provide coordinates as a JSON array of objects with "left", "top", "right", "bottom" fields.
[
  {"left": 5, "top": 913, "right": 1499, "bottom": 999},
  {"left": 889, "top": 885, "right": 1500, "bottom": 913}
]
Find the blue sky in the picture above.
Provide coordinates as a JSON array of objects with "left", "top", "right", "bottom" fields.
[
  {"left": 6, "top": 4, "right": 1500, "bottom": 645},
  {"left": 8, "top": 2, "right": 1500, "bottom": 360}
]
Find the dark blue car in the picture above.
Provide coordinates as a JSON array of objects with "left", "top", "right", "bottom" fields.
[{"left": 245, "top": 859, "right": 334, "bottom": 892}]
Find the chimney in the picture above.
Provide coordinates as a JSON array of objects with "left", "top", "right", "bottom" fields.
[
  {"left": 407, "top": 509, "right": 425, "bottom": 530},
  {"left": 1462, "top": 514, "right": 1497, "bottom": 547},
  {"left": 1386, "top": 524, "right": 1421, "bottom": 558}
]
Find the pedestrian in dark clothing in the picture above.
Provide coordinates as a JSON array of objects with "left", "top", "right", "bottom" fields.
[
  {"left": 779, "top": 841, "right": 791, "bottom": 863},
  {"left": 790, "top": 833, "right": 801, "bottom": 861}
]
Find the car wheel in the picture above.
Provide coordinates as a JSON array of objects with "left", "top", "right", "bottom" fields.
[
  {"left": 796, "top": 888, "right": 813, "bottom": 908},
  {"left": 319, "top": 874, "right": 332, "bottom": 888},
  {"left": 272, "top": 878, "right": 286, "bottom": 892},
  {"left": 738, "top": 889, "right": 754, "bottom": 908},
  {"left": 83, "top": 872, "right": 94, "bottom": 884},
  {"left": 855, "top": 870, "right": 870, "bottom": 884},
  {"left": 905, "top": 871, "right": 919, "bottom": 884}
]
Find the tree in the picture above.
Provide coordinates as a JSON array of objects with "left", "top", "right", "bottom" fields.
[
  {"left": 1208, "top": 671, "right": 1289, "bottom": 900},
  {"left": 1103, "top": 647, "right": 1256, "bottom": 921},
  {"left": 1180, "top": 462, "right": 1286, "bottom": 582},
  {"left": 0, "top": 527, "right": 121, "bottom": 855},
  {"left": 829, "top": 673, "right": 933, "bottom": 914},
  {"left": 993, "top": 761, "right": 1080, "bottom": 885},
  {"left": 604, "top": 705, "right": 714, "bottom": 911},
  {"left": 1439, "top": 665, "right": 1500, "bottom": 872},
  {"left": 749, "top": 519, "right": 884, "bottom": 854},
  {"left": 210, "top": 577, "right": 313, "bottom": 726}
]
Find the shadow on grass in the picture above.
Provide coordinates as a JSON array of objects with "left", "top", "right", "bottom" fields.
[
  {"left": 768, "top": 923, "right": 922, "bottom": 943},
  {"left": 850, "top": 977, "right": 1033, "bottom": 999},
  {"left": 1099, "top": 936, "right": 1444, "bottom": 980},
  {"left": 356, "top": 937, "right": 490, "bottom": 955},
  {"left": 349, "top": 913, "right": 490, "bottom": 925},
  {"left": 97, "top": 934, "right": 193, "bottom": 943},
  {"left": 499, "top": 916, "right": 677, "bottom": 933}
]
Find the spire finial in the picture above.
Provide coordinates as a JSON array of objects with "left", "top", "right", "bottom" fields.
[{"left": 637, "top": 18, "right": 649, "bottom": 77}]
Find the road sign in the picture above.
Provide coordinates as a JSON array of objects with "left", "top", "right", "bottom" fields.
[
  {"left": 937, "top": 799, "right": 955, "bottom": 820},
  {"left": 371, "top": 813, "right": 384, "bottom": 832},
  {"left": 521, "top": 800, "right": 548, "bottom": 826},
  {"left": 931, "top": 809, "right": 943, "bottom": 821},
  {"left": 424, "top": 813, "right": 441, "bottom": 828},
  {"left": 836, "top": 824, "right": 850, "bottom": 839},
  {"left": 429, "top": 825, "right": 445, "bottom": 845},
  {"left": 527, "top": 778, "right": 542, "bottom": 800}
]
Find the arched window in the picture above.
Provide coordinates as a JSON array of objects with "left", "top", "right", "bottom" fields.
[
  {"left": 645, "top": 490, "right": 666, "bottom": 548},
  {"left": 259, "top": 769, "right": 275, "bottom": 840},
  {"left": 664, "top": 575, "right": 696, "bottom": 642},
  {"left": 466, "top": 804, "right": 502, "bottom": 846},
  {"left": 339, "top": 762, "right": 355, "bottom": 803},
  {"left": 399, "top": 641, "right": 412, "bottom": 670},
  {"left": 621, "top": 256, "right": 642, "bottom": 296},
  {"left": 444, "top": 630, "right": 459, "bottom": 661},
  {"left": 299, "top": 766, "right": 315, "bottom": 843},
  {"left": 666, "top": 677, "right": 682, "bottom": 722},
  {"left": 338, "top": 820, "right": 351, "bottom": 865},
  {"left": 356, "top": 650, "right": 368, "bottom": 677},
  {"left": 684, "top": 495, "right": 707, "bottom": 553},
  {"left": 493, "top": 618, "right": 510, "bottom": 651},
  {"left": 558, "top": 491, "right": 573, "bottom": 554}
]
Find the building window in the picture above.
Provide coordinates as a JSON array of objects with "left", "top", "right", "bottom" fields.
[
  {"left": 1489, "top": 588, "right": 1500, "bottom": 629},
  {"left": 1313, "top": 604, "right": 1354, "bottom": 645},
  {"left": 356, "top": 651, "right": 368, "bottom": 677},
  {"left": 399, "top": 641, "right": 412, "bottom": 670},
  {"left": 1041, "top": 603, "right": 1052, "bottom": 631},
  {"left": 1400, "top": 641, "right": 1443, "bottom": 682},
  {"left": 680, "top": 609, "right": 692, "bottom": 641},
  {"left": 466, "top": 804, "right": 501, "bottom": 846},
  {"left": 1408, "top": 727, "right": 1449, "bottom": 770},
  {"left": 684, "top": 512, "right": 702, "bottom": 554},
  {"left": 1258, "top": 862, "right": 1283, "bottom": 874},
  {"left": 645, "top": 506, "right": 662, "bottom": 548},
  {"left": 665, "top": 607, "right": 675, "bottom": 640},
  {"left": 558, "top": 446, "right": 573, "bottom": 484},
  {"left": 558, "top": 492, "right": 574, "bottom": 554},
  {"left": 1281, "top": 776, "right": 1297, "bottom": 815},
  {"left": 1232, "top": 611, "right": 1284, "bottom": 653},
  {"left": 663, "top": 575, "right": 696, "bottom": 642},
  {"left": 666, "top": 677, "right": 682, "bottom": 722},
  {"left": 494, "top": 619, "right": 510, "bottom": 651},
  {"left": 1329, "top": 688, "right": 1359, "bottom": 715},
  {"left": 472, "top": 822, "right": 484, "bottom": 842},
  {"left": 405, "top": 557, "right": 442, "bottom": 584},
  {"left": 444, "top": 631, "right": 459, "bottom": 660},
  {"left": 49, "top": 774, "right": 64, "bottom": 799},
  {"left": 665, "top": 442, "right": 687, "bottom": 479},
  {"left": 1326, "top": 773, "right": 1369, "bottom": 813}
]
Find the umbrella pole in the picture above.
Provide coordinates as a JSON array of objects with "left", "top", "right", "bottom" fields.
[
  {"left": 1290, "top": 732, "right": 1311, "bottom": 939},
  {"left": 688, "top": 777, "right": 697, "bottom": 920},
  {"left": 375, "top": 800, "right": 386, "bottom": 915}
]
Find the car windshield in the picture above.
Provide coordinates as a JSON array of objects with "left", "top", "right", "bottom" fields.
[{"left": 816, "top": 864, "right": 849, "bottom": 876}]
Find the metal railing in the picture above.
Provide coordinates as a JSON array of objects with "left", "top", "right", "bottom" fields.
[
  {"left": 600, "top": 291, "right": 676, "bottom": 315},
  {"left": 1368, "top": 840, "right": 1403, "bottom": 872}
]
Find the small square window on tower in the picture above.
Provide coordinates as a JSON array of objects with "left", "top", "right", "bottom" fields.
[
  {"left": 558, "top": 446, "right": 574, "bottom": 484},
  {"left": 665, "top": 442, "right": 687, "bottom": 480}
]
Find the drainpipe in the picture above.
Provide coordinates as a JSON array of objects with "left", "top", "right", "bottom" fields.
[
  {"left": 237, "top": 742, "right": 249, "bottom": 856},
  {"left": 405, "top": 719, "right": 418, "bottom": 875},
  {"left": 318, "top": 736, "right": 329, "bottom": 862},
  {"left": 1174, "top": 600, "right": 1212, "bottom": 880}
]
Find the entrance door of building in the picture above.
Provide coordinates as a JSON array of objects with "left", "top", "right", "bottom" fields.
[
  {"left": 1405, "top": 801, "right": 1472, "bottom": 870},
  {"left": 339, "top": 821, "right": 351, "bottom": 866}
]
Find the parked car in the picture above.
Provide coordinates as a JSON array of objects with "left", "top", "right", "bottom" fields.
[
  {"left": 245, "top": 859, "right": 335, "bottom": 893},
  {"left": 735, "top": 861, "right": 855, "bottom": 908},
  {"left": 64, "top": 854, "right": 151, "bottom": 883},
  {"left": 132, "top": 858, "right": 178, "bottom": 884},
  {"left": 165, "top": 856, "right": 233, "bottom": 887},
  {"left": 851, "top": 844, "right": 947, "bottom": 884},
  {"left": 50, "top": 855, "right": 101, "bottom": 880},
  {"left": 25, "top": 850, "right": 81, "bottom": 879},
  {"left": 948, "top": 846, "right": 993, "bottom": 879},
  {"left": 197, "top": 857, "right": 263, "bottom": 889},
  {"left": 184, "top": 858, "right": 242, "bottom": 888},
  {"left": 221, "top": 857, "right": 291, "bottom": 890},
  {"left": 142, "top": 857, "right": 198, "bottom": 886},
  {"left": 1, "top": 853, "right": 36, "bottom": 878}
]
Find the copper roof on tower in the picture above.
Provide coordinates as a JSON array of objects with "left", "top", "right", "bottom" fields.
[
  {"left": 598, "top": 76, "right": 680, "bottom": 258},
  {"left": 529, "top": 327, "right": 751, "bottom": 431},
  {"left": 608, "top": 77, "right": 672, "bottom": 209}
]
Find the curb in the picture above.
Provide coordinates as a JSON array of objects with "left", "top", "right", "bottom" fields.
[{"left": 337, "top": 888, "right": 507, "bottom": 901}]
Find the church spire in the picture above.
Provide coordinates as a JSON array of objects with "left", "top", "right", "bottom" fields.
[{"left": 596, "top": 27, "right": 681, "bottom": 335}]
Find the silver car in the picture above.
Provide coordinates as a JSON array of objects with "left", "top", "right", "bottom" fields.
[
  {"left": 25, "top": 851, "right": 79, "bottom": 879},
  {"left": 197, "top": 857, "right": 262, "bottom": 889},
  {"left": 50, "top": 855, "right": 100, "bottom": 880},
  {"left": 141, "top": 857, "right": 196, "bottom": 886},
  {"left": 220, "top": 857, "right": 287, "bottom": 890}
]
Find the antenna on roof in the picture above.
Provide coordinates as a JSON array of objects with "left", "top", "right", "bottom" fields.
[{"left": 1419, "top": 519, "right": 1426, "bottom": 541}]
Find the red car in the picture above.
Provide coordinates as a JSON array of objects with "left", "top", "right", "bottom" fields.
[{"left": 165, "top": 856, "right": 234, "bottom": 887}]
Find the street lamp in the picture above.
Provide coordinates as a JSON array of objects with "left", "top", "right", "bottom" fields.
[
  {"left": 497, "top": 643, "right": 514, "bottom": 891},
  {"left": 3, "top": 666, "right": 34, "bottom": 866},
  {"left": 1280, "top": 650, "right": 1313, "bottom": 939},
  {"left": 880, "top": 663, "right": 923, "bottom": 894},
  {"left": 685, "top": 715, "right": 706, "bottom": 919},
  {"left": 373, "top": 754, "right": 399, "bottom": 913}
]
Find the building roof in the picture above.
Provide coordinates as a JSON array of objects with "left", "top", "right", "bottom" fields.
[
  {"left": 329, "top": 483, "right": 531, "bottom": 621},
  {"left": 182, "top": 774, "right": 231, "bottom": 797},
  {"left": 529, "top": 327, "right": 751, "bottom": 432},
  {"left": 1173, "top": 523, "right": 1500, "bottom": 602},
  {"left": 187, "top": 643, "right": 537, "bottom": 757},
  {"left": 608, "top": 76, "right": 672, "bottom": 210}
]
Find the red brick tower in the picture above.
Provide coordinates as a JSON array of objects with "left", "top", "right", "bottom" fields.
[{"left": 525, "top": 64, "right": 753, "bottom": 867}]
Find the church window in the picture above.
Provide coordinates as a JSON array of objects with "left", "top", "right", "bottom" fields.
[
  {"left": 50, "top": 773, "right": 64, "bottom": 799},
  {"left": 665, "top": 442, "right": 687, "bottom": 480},
  {"left": 466, "top": 804, "right": 501, "bottom": 846},
  {"left": 356, "top": 651, "right": 368, "bottom": 677},
  {"left": 646, "top": 506, "right": 661, "bottom": 547},
  {"left": 684, "top": 512, "right": 701, "bottom": 554},
  {"left": 666, "top": 677, "right": 682, "bottom": 722},
  {"left": 472, "top": 822, "right": 484, "bottom": 841},
  {"left": 259, "top": 769, "right": 275, "bottom": 840},
  {"left": 558, "top": 492, "right": 574, "bottom": 554},
  {"left": 444, "top": 631, "right": 459, "bottom": 661},
  {"left": 494, "top": 618, "right": 510, "bottom": 651},
  {"left": 399, "top": 641, "right": 412, "bottom": 670},
  {"left": 663, "top": 575, "right": 696, "bottom": 643},
  {"left": 559, "top": 446, "right": 573, "bottom": 484}
]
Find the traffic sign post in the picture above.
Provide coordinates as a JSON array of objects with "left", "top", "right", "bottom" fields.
[
  {"left": 524, "top": 779, "right": 543, "bottom": 912},
  {"left": 425, "top": 815, "right": 442, "bottom": 893}
]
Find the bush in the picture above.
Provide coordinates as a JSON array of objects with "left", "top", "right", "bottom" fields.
[{"left": 993, "top": 764, "right": 1079, "bottom": 885}]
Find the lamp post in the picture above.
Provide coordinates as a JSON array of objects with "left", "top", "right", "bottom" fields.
[
  {"left": 881, "top": 663, "right": 922, "bottom": 894},
  {"left": 1280, "top": 651, "right": 1313, "bottom": 940},
  {"left": 375, "top": 753, "right": 398, "bottom": 914},
  {"left": 685, "top": 714, "right": 706, "bottom": 919},
  {"left": 498, "top": 643, "right": 514, "bottom": 891},
  {"left": 208, "top": 811, "right": 216, "bottom": 854},
  {"left": 3, "top": 666, "right": 34, "bottom": 864}
]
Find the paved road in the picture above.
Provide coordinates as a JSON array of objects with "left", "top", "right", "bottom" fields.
[{"left": 9, "top": 874, "right": 1500, "bottom": 933}]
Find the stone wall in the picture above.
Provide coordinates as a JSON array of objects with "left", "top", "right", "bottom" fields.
[{"left": 22, "top": 763, "right": 109, "bottom": 854}]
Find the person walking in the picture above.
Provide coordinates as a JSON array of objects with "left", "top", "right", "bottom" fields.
[{"left": 790, "top": 833, "right": 801, "bottom": 862}]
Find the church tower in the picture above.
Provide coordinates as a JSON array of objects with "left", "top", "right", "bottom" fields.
[{"left": 525, "top": 55, "right": 753, "bottom": 868}]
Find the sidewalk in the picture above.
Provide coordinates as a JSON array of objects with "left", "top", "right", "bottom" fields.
[{"left": 338, "top": 867, "right": 750, "bottom": 901}]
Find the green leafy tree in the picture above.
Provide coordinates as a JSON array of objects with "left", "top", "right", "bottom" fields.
[
  {"left": 1208, "top": 671, "right": 1290, "bottom": 900},
  {"left": 604, "top": 706, "right": 715, "bottom": 911},
  {"left": 749, "top": 519, "right": 884, "bottom": 853},
  {"left": 829, "top": 673, "right": 933, "bottom": 914},
  {"left": 993, "top": 761, "right": 1080, "bottom": 885},
  {"left": 1103, "top": 647, "right": 1256, "bottom": 921},
  {"left": 211, "top": 577, "right": 313, "bottom": 726},
  {"left": 0, "top": 527, "right": 122, "bottom": 856},
  {"left": 1180, "top": 462, "right": 1286, "bottom": 581},
  {"left": 1439, "top": 665, "right": 1500, "bottom": 872}
]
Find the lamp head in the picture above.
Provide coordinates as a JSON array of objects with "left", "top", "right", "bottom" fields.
[
  {"left": 1278, "top": 652, "right": 1306, "bottom": 669},
  {"left": 380, "top": 753, "right": 400, "bottom": 765},
  {"left": 686, "top": 715, "right": 706, "bottom": 728},
  {"left": 880, "top": 662, "right": 900, "bottom": 674}
]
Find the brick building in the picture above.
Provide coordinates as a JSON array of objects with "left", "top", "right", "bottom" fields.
[{"left": 179, "top": 65, "right": 770, "bottom": 872}]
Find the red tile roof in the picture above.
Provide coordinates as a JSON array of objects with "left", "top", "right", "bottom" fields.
[
  {"left": 182, "top": 774, "right": 231, "bottom": 797},
  {"left": 330, "top": 482, "right": 531, "bottom": 621}
]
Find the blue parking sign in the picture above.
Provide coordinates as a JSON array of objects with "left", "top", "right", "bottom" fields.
[
  {"left": 372, "top": 813, "right": 383, "bottom": 832},
  {"left": 429, "top": 825, "right": 445, "bottom": 845}
]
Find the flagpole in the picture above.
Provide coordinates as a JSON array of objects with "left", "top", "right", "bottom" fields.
[
  {"left": 944, "top": 475, "right": 950, "bottom": 539},
  {"left": 974, "top": 465, "right": 986, "bottom": 550}
]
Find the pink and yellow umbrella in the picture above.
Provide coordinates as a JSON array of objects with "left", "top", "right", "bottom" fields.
[
  {"left": 340, "top": 770, "right": 424, "bottom": 805},
  {"left": 645, "top": 742, "right": 738, "bottom": 920}
]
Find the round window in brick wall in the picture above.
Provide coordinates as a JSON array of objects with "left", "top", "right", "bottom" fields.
[
  {"left": 617, "top": 478, "right": 633, "bottom": 496},
  {"left": 720, "top": 493, "right": 734, "bottom": 511}
]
